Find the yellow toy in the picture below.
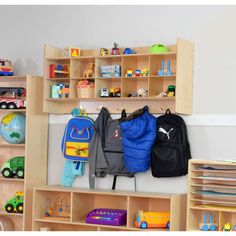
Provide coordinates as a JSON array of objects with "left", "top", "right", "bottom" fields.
[
  {"left": 64, "top": 47, "right": 80, "bottom": 57},
  {"left": 223, "top": 222, "right": 231, "bottom": 231},
  {"left": 83, "top": 63, "right": 95, "bottom": 78},
  {"left": 141, "top": 68, "right": 149, "bottom": 76},
  {"left": 135, "top": 210, "right": 170, "bottom": 229}
]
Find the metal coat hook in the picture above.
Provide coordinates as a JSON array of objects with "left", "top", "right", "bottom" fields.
[
  {"left": 96, "top": 105, "right": 103, "bottom": 111},
  {"left": 117, "top": 107, "right": 125, "bottom": 111}
]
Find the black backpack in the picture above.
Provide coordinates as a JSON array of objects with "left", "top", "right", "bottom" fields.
[{"left": 151, "top": 109, "right": 191, "bottom": 177}]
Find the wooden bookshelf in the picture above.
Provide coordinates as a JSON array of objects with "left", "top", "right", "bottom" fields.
[
  {"left": 32, "top": 185, "right": 187, "bottom": 231},
  {"left": 0, "top": 75, "right": 48, "bottom": 231},
  {"left": 43, "top": 38, "right": 194, "bottom": 114}
]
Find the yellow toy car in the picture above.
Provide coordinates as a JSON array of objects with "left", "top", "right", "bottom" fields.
[{"left": 135, "top": 210, "right": 170, "bottom": 229}]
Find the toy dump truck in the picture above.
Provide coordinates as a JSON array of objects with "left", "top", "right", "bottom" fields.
[
  {"left": 1, "top": 156, "right": 25, "bottom": 179},
  {"left": 5, "top": 192, "right": 24, "bottom": 214}
]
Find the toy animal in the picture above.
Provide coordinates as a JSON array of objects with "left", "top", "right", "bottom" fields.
[
  {"left": 137, "top": 88, "right": 148, "bottom": 97},
  {"left": 83, "top": 63, "right": 95, "bottom": 78}
]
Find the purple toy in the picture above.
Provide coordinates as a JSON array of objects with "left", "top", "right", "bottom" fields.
[{"left": 85, "top": 208, "right": 127, "bottom": 226}]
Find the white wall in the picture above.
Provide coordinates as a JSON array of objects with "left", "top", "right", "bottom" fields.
[{"left": 1, "top": 5, "right": 236, "bottom": 193}]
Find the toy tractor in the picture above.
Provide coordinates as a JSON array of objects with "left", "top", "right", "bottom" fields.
[
  {"left": 1, "top": 156, "right": 25, "bottom": 179},
  {"left": 5, "top": 192, "right": 24, "bottom": 214}
]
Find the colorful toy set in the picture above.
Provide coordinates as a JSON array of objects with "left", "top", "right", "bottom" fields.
[
  {"left": 135, "top": 210, "right": 170, "bottom": 229},
  {"left": 5, "top": 192, "right": 24, "bottom": 214},
  {"left": 0, "top": 87, "right": 26, "bottom": 109},
  {"left": 101, "top": 65, "right": 121, "bottom": 78},
  {"left": 63, "top": 47, "right": 80, "bottom": 57},
  {"left": 157, "top": 85, "right": 176, "bottom": 98},
  {"left": 50, "top": 83, "right": 70, "bottom": 99},
  {"left": 77, "top": 80, "right": 95, "bottom": 98},
  {"left": 199, "top": 212, "right": 217, "bottom": 231},
  {"left": 1, "top": 156, "right": 25, "bottom": 179},
  {"left": 158, "top": 59, "right": 172, "bottom": 76},
  {"left": 45, "top": 197, "right": 70, "bottom": 219},
  {"left": 125, "top": 68, "right": 149, "bottom": 77},
  {"left": 0, "top": 59, "right": 14, "bottom": 76},
  {"left": 49, "top": 64, "right": 70, "bottom": 78},
  {"left": 86, "top": 208, "right": 127, "bottom": 226}
]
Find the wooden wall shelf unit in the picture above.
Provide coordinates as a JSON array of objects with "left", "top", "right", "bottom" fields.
[
  {"left": 187, "top": 159, "right": 236, "bottom": 231},
  {"left": 32, "top": 185, "right": 187, "bottom": 231},
  {"left": 44, "top": 38, "right": 194, "bottom": 114},
  {"left": 0, "top": 75, "right": 48, "bottom": 231}
]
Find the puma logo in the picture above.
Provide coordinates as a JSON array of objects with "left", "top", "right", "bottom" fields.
[{"left": 159, "top": 127, "right": 173, "bottom": 140}]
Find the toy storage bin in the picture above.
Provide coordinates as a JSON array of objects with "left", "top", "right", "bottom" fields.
[{"left": 77, "top": 85, "right": 95, "bottom": 98}]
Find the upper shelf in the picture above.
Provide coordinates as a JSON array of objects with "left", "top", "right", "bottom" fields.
[{"left": 43, "top": 38, "right": 194, "bottom": 114}]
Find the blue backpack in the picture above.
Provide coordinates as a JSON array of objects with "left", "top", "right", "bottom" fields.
[
  {"left": 61, "top": 109, "right": 94, "bottom": 186},
  {"left": 61, "top": 116, "right": 94, "bottom": 162}
]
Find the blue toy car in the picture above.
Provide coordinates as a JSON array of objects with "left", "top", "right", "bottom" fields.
[{"left": 123, "top": 48, "right": 136, "bottom": 55}]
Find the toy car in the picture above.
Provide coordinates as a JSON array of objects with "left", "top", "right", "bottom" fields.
[
  {"left": 5, "top": 192, "right": 24, "bottom": 214},
  {"left": 100, "top": 88, "right": 109, "bottom": 97},
  {"left": 123, "top": 48, "right": 136, "bottom": 55},
  {"left": 0, "top": 87, "right": 26, "bottom": 109},
  {"left": 0, "top": 59, "right": 14, "bottom": 76},
  {"left": 109, "top": 88, "right": 121, "bottom": 97},
  {"left": 135, "top": 210, "right": 170, "bottom": 229},
  {"left": 1, "top": 156, "right": 25, "bottom": 178}
]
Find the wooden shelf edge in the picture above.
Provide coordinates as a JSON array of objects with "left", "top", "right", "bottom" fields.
[
  {"left": 0, "top": 143, "right": 25, "bottom": 147},
  {"left": 0, "top": 211, "right": 23, "bottom": 217},
  {"left": 0, "top": 177, "right": 24, "bottom": 182}
]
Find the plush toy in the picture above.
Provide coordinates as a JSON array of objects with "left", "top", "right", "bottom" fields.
[
  {"left": 128, "top": 88, "right": 148, "bottom": 97},
  {"left": 137, "top": 88, "right": 148, "bottom": 97},
  {"left": 83, "top": 63, "right": 95, "bottom": 78}
]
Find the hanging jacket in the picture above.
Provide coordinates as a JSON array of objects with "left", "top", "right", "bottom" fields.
[
  {"left": 119, "top": 106, "right": 157, "bottom": 173},
  {"left": 88, "top": 107, "right": 132, "bottom": 188}
]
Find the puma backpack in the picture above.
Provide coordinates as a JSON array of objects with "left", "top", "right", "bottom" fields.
[{"left": 151, "top": 109, "right": 191, "bottom": 177}]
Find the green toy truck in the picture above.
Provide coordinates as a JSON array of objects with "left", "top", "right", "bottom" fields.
[
  {"left": 1, "top": 156, "right": 25, "bottom": 179},
  {"left": 5, "top": 192, "right": 24, "bottom": 214}
]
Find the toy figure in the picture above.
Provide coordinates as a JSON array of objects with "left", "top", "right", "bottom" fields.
[
  {"left": 167, "top": 85, "right": 176, "bottom": 97},
  {"left": 125, "top": 69, "right": 133, "bottom": 77},
  {"left": 109, "top": 88, "right": 121, "bottom": 97},
  {"left": 111, "top": 42, "right": 120, "bottom": 55},
  {"left": 83, "top": 63, "right": 95, "bottom": 78},
  {"left": 99, "top": 48, "right": 108, "bottom": 56},
  {"left": 141, "top": 68, "right": 149, "bottom": 76},
  {"left": 134, "top": 70, "right": 141, "bottom": 77},
  {"left": 0, "top": 59, "right": 14, "bottom": 76}
]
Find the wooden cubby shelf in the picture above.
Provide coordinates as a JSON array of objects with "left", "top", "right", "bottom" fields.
[
  {"left": 32, "top": 185, "right": 187, "bottom": 231},
  {"left": 187, "top": 159, "right": 236, "bottom": 231},
  {"left": 44, "top": 38, "right": 194, "bottom": 114},
  {"left": 0, "top": 75, "right": 48, "bottom": 231}
]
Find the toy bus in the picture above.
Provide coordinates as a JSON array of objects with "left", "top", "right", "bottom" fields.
[
  {"left": 135, "top": 210, "right": 170, "bottom": 229},
  {"left": 0, "top": 59, "right": 14, "bottom": 76}
]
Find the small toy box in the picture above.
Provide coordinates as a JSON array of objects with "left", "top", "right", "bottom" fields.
[{"left": 86, "top": 208, "right": 127, "bottom": 226}]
